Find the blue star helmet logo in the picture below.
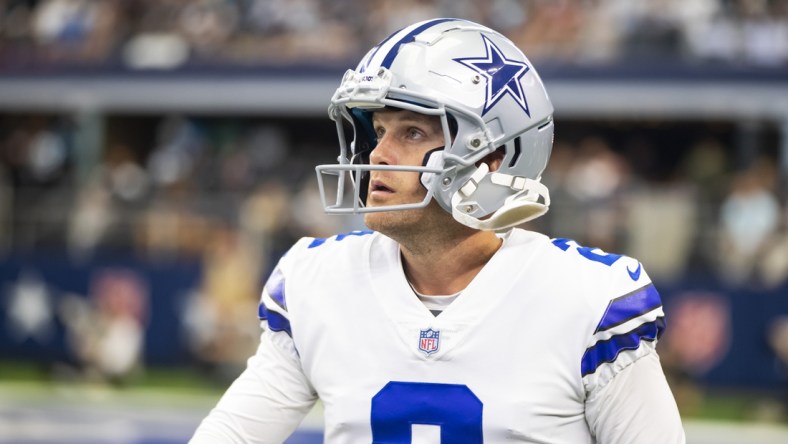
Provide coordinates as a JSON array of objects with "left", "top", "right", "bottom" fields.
[{"left": 454, "top": 34, "right": 531, "bottom": 117}]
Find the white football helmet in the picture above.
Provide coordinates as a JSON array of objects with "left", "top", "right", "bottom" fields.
[{"left": 316, "top": 18, "right": 554, "bottom": 231}]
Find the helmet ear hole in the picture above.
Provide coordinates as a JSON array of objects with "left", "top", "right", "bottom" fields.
[
  {"left": 508, "top": 137, "right": 522, "bottom": 168},
  {"left": 446, "top": 113, "right": 458, "bottom": 139}
]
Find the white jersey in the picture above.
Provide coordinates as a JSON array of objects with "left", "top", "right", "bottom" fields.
[{"left": 191, "top": 229, "right": 684, "bottom": 444}]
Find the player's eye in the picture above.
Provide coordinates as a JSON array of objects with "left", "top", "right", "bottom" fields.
[{"left": 406, "top": 127, "right": 425, "bottom": 140}]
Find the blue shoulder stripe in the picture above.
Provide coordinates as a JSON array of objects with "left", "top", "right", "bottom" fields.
[
  {"left": 265, "top": 267, "right": 287, "bottom": 311},
  {"left": 581, "top": 318, "right": 665, "bottom": 376},
  {"left": 258, "top": 302, "right": 292, "bottom": 337},
  {"left": 594, "top": 284, "right": 662, "bottom": 333}
]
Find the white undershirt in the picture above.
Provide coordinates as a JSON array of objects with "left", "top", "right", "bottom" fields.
[{"left": 408, "top": 284, "right": 460, "bottom": 316}]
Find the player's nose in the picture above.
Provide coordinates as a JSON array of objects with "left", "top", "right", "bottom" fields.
[{"left": 369, "top": 134, "right": 395, "bottom": 166}]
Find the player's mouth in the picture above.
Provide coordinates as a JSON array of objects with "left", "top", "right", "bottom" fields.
[{"left": 369, "top": 180, "right": 394, "bottom": 198}]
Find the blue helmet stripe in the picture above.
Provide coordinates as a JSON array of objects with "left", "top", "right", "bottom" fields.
[
  {"left": 379, "top": 18, "right": 457, "bottom": 69},
  {"left": 594, "top": 284, "right": 662, "bottom": 333},
  {"left": 358, "top": 26, "right": 404, "bottom": 73},
  {"left": 581, "top": 318, "right": 665, "bottom": 376}
]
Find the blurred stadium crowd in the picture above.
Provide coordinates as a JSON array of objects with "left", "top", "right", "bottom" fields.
[
  {"left": 0, "top": 0, "right": 787, "bottom": 422},
  {"left": 4, "top": 114, "right": 786, "bottom": 287},
  {"left": 0, "top": 0, "right": 787, "bottom": 69}
]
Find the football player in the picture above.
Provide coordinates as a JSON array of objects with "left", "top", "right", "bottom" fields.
[{"left": 191, "top": 18, "right": 685, "bottom": 443}]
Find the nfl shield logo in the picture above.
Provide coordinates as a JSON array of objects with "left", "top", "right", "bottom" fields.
[{"left": 419, "top": 328, "right": 440, "bottom": 355}]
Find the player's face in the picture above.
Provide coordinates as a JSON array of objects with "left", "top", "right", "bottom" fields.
[{"left": 363, "top": 109, "right": 447, "bottom": 233}]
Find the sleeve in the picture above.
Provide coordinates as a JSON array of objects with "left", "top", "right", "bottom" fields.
[
  {"left": 581, "top": 282, "right": 666, "bottom": 394},
  {"left": 585, "top": 350, "right": 685, "bottom": 444},
  {"left": 190, "top": 243, "right": 319, "bottom": 443},
  {"left": 581, "top": 277, "right": 684, "bottom": 442}
]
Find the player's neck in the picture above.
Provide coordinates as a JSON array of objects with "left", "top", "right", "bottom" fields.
[{"left": 399, "top": 229, "right": 502, "bottom": 296}]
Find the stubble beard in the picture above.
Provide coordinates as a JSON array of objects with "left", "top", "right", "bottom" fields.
[
  {"left": 364, "top": 206, "right": 428, "bottom": 239},
  {"left": 364, "top": 200, "right": 474, "bottom": 256}
]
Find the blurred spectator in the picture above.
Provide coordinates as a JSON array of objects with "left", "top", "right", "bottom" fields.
[
  {"left": 717, "top": 158, "right": 781, "bottom": 285},
  {"left": 121, "top": 0, "right": 190, "bottom": 69},
  {"left": 105, "top": 143, "right": 149, "bottom": 202},
  {"left": 572, "top": 0, "right": 620, "bottom": 63},
  {"left": 563, "top": 136, "right": 629, "bottom": 252},
  {"left": 682, "top": 138, "right": 730, "bottom": 211},
  {"left": 625, "top": 177, "right": 698, "bottom": 283},
  {"left": 180, "top": 222, "right": 262, "bottom": 381},
  {"left": 738, "top": 0, "right": 788, "bottom": 66},
  {"left": 680, "top": 138, "right": 730, "bottom": 273},
  {"left": 3, "top": 269, "right": 55, "bottom": 344},
  {"left": 541, "top": 140, "right": 585, "bottom": 241},
  {"left": 238, "top": 179, "right": 296, "bottom": 273},
  {"left": 616, "top": 0, "right": 684, "bottom": 61},
  {"left": 366, "top": 0, "right": 441, "bottom": 44},
  {"left": 146, "top": 115, "right": 205, "bottom": 188},
  {"left": 66, "top": 170, "right": 115, "bottom": 258},
  {"left": 178, "top": 0, "right": 239, "bottom": 56},
  {"left": 511, "top": 0, "right": 586, "bottom": 61},
  {"left": 759, "top": 204, "right": 788, "bottom": 288},
  {"left": 31, "top": 0, "right": 119, "bottom": 64},
  {"left": 685, "top": 5, "right": 740, "bottom": 62},
  {"left": 59, "top": 268, "right": 148, "bottom": 385},
  {"left": 3, "top": 0, "right": 788, "bottom": 68},
  {"left": 27, "top": 127, "right": 68, "bottom": 183},
  {"left": 135, "top": 194, "right": 214, "bottom": 259},
  {"left": 66, "top": 143, "right": 147, "bottom": 256}
]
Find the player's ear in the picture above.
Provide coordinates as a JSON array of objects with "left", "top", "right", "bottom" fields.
[{"left": 477, "top": 147, "right": 505, "bottom": 172}]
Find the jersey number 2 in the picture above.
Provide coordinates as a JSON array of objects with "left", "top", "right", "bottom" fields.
[
  {"left": 371, "top": 381, "right": 483, "bottom": 443},
  {"left": 551, "top": 238, "right": 622, "bottom": 266}
]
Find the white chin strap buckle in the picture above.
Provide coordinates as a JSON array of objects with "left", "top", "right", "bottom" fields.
[{"left": 451, "top": 166, "right": 551, "bottom": 231}]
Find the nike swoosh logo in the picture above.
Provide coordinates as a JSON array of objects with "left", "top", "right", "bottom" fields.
[{"left": 627, "top": 263, "right": 642, "bottom": 281}]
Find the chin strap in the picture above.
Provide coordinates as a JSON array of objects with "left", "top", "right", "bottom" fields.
[{"left": 450, "top": 165, "right": 551, "bottom": 231}]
